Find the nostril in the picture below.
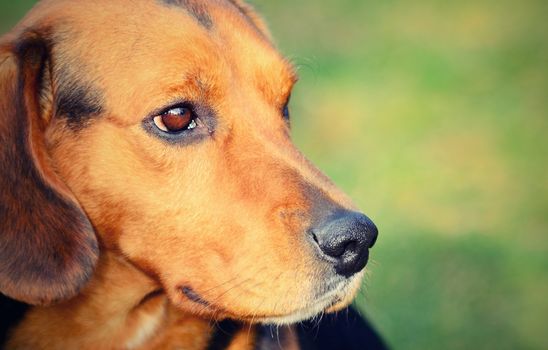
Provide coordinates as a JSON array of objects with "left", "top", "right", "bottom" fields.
[
  {"left": 310, "top": 228, "right": 344, "bottom": 259},
  {"left": 308, "top": 210, "right": 378, "bottom": 277},
  {"left": 323, "top": 238, "right": 353, "bottom": 258},
  {"left": 310, "top": 230, "right": 319, "bottom": 245},
  {"left": 340, "top": 239, "right": 358, "bottom": 258},
  {"left": 311, "top": 227, "right": 362, "bottom": 259}
]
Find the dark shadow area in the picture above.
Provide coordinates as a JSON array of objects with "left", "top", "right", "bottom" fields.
[
  {"left": 0, "top": 294, "right": 29, "bottom": 348},
  {"left": 296, "top": 307, "right": 389, "bottom": 350}
]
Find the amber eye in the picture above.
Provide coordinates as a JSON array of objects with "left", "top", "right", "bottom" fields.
[{"left": 153, "top": 107, "right": 197, "bottom": 133}]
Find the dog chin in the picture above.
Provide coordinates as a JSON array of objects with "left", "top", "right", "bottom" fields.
[{"left": 259, "top": 271, "right": 365, "bottom": 325}]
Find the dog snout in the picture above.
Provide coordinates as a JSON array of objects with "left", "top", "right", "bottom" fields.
[{"left": 309, "top": 211, "right": 378, "bottom": 277}]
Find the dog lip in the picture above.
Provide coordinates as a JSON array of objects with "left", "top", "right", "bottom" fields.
[
  {"left": 176, "top": 278, "right": 353, "bottom": 324},
  {"left": 179, "top": 286, "right": 210, "bottom": 306}
]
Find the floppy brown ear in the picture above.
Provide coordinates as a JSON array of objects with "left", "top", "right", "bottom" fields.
[{"left": 0, "top": 33, "right": 98, "bottom": 305}]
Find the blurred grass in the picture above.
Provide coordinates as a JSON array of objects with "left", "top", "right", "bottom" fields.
[{"left": 1, "top": 0, "right": 547, "bottom": 349}]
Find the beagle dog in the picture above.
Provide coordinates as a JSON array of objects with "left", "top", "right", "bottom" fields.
[{"left": 0, "top": 0, "right": 385, "bottom": 348}]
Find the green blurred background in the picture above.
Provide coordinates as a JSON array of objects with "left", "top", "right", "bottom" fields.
[{"left": 1, "top": 0, "right": 547, "bottom": 349}]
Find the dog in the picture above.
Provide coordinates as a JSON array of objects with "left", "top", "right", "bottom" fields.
[{"left": 0, "top": 0, "right": 385, "bottom": 348}]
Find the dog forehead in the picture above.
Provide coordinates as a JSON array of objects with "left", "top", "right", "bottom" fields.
[
  {"left": 22, "top": 0, "right": 271, "bottom": 64},
  {"left": 9, "top": 0, "right": 294, "bottom": 127},
  {"left": 48, "top": 0, "right": 292, "bottom": 122}
]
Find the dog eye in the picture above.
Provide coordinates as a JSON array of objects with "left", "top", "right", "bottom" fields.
[
  {"left": 282, "top": 94, "right": 291, "bottom": 122},
  {"left": 282, "top": 103, "right": 290, "bottom": 121},
  {"left": 153, "top": 107, "right": 197, "bottom": 133}
]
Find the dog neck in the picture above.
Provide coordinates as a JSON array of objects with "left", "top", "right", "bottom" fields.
[
  {"left": 7, "top": 253, "right": 299, "bottom": 349},
  {"left": 6, "top": 253, "right": 211, "bottom": 349}
]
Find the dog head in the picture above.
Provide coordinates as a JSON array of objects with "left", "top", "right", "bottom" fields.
[{"left": 0, "top": 0, "right": 377, "bottom": 324}]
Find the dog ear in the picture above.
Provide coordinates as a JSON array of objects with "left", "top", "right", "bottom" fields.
[{"left": 0, "top": 33, "right": 99, "bottom": 305}]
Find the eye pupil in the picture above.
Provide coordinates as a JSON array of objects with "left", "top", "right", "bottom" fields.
[{"left": 153, "top": 107, "right": 195, "bottom": 133}]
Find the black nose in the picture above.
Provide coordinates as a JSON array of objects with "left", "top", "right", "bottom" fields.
[{"left": 309, "top": 211, "right": 378, "bottom": 277}]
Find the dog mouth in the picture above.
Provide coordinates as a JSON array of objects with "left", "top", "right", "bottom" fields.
[
  {"left": 178, "top": 273, "right": 362, "bottom": 325},
  {"left": 258, "top": 275, "right": 363, "bottom": 325},
  {"left": 180, "top": 286, "right": 210, "bottom": 306}
]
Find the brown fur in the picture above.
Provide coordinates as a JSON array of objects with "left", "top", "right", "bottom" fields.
[{"left": 1, "top": 0, "right": 366, "bottom": 348}]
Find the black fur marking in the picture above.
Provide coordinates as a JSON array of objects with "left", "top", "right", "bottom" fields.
[
  {"left": 162, "top": 0, "right": 213, "bottom": 29},
  {"left": 206, "top": 319, "right": 242, "bottom": 350},
  {"left": 296, "top": 306, "right": 389, "bottom": 350},
  {"left": 55, "top": 73, "right": 103, "bottom": 129}
]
